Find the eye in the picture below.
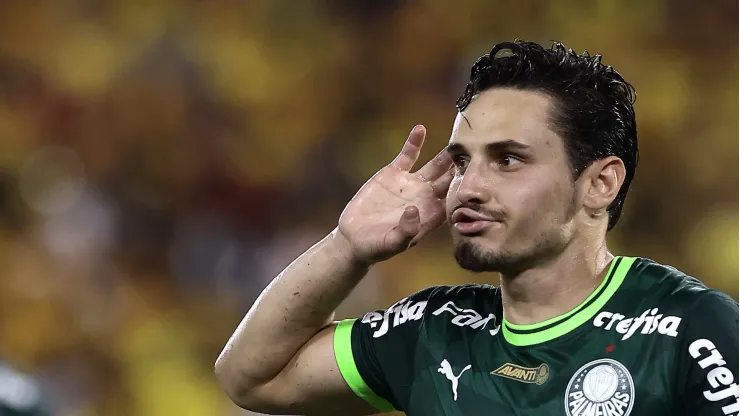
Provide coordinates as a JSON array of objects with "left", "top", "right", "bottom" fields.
[
  {"left": 500, "top": 155, "right": 523, "bottom": 168},
  {"left": 452, "top": 154, "right": 469, "bottom": 172}
]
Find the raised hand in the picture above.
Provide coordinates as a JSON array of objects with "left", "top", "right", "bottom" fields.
[{"left": 338, "top": 125, "right": 454, "bottom": 264}]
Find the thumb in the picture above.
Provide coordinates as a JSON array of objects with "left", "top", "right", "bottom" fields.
[{"left": 395, "top": 205, "right": 421, "bottom": 248}]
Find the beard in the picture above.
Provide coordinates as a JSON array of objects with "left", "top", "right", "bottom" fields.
[
  {"left": 454, "top": 239, "right": 537, "bottom": 275},
  {"left": 454, "top": 233, "right": 568, "bottom": 276},
  {"left": 454, "top": 209, "right": 576, "bottom": 276},
  {"left": 455, "top": 240, "right": 500, "bottom": 273}
]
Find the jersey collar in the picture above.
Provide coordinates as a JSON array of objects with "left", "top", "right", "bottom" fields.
[{"left": 502, "top": 256, "right": 636, "bottom": 347}]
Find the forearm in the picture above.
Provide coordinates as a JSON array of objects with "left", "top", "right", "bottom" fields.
[{"left": 215, "top": 228, "right": 370, "bottom": 393}]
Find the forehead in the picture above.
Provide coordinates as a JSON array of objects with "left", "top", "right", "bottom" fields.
[{"left": 450, "top": 88, "right": 563, "bottom": 150}]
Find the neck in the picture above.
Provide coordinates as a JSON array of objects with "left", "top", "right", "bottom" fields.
[{"left": 500, "top": 237, "right": 613, "bottom": 326}]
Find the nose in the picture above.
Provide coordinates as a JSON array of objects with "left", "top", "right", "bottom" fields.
[{"left": 455, "top": 163, "right": 491, "bottom": 206}]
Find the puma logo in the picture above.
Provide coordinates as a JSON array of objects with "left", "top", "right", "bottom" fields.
[
  {"left": 490, "top": 324, "right": 501, "bottom": 336},
  {"left": 438, "top": 359, "right": 472, "bottom": 401}
]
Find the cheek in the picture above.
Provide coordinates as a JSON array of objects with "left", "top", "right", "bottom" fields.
[
  {"left": 508, "top": 181, "right": 566, "bottom": 222},
  {"left": 509, "top": 186, "right": 540, "bottom": 216}
]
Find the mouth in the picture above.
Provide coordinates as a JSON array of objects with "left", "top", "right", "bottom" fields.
[
  {"left": 450, "top": 208, "right": 499, "bottom": 236},
  {"left": 453, "top": 220, "right": 494, "bottom": 235}
]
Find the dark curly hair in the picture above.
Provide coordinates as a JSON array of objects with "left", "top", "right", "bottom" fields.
[{"left": 456, "top": 40, "right": 638, "bottom": 231}]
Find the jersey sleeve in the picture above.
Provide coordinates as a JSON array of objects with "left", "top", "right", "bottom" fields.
[
  {"left": 675, "top": 289, "right": 739, "bottom": 415},
  {"left": 333, "top": 286, "right": 438, "bottom": 413}
]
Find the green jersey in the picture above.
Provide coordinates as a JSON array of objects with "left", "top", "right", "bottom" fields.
[{"left": 334, "top": 256, "right": 739, "bottom": 415}]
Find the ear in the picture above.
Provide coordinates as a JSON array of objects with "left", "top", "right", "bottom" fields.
[{"left": 580, "top": 156, "right": 626, "bottom": 214}]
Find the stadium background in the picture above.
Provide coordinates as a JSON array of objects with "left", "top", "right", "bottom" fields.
[{"left": 0, "top": 1, "right": 736, "bottom": 415}]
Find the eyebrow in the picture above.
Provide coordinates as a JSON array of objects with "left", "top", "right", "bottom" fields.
[{"left": 446, "top": 139, "right": 531, "bottom": 154}]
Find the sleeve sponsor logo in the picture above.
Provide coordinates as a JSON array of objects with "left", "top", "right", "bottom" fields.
[
  {"left": 432, "top": 301, "right": 500, "bottom": 335},
  {"left": 688, "top": 338, "right": 739, "bottom": 415},
  {"left": 361, "top": 297, "right": 427, "bottom": 338},
  {"left": 592, "top": 308, "right": 681, "bottom": 341}
]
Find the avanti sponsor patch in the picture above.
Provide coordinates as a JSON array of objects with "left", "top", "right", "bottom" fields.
[{"left": 491, "top": 363, "right": 550, "bottom": 385}]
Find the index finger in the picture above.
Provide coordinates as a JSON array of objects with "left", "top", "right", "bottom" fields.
[{"left": 416, "top": 147, "right": 453, "bottom": 182}]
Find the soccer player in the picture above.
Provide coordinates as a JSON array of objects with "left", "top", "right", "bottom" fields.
[{"left": 215, "top": 41, "right": 739, "bottom": 415}]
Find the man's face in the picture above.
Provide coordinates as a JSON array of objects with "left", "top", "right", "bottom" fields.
[{"left": 445, "top": 88, "right": 579, "bottom": 274}]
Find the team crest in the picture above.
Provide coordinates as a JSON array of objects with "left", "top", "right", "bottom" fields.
[{"left": 565, "top": 359, "right": 635, "bottom": 416}]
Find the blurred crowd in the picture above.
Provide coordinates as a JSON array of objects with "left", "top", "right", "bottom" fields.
[{"left": 0, "top": 1, "right": 736, "bottom": 415}]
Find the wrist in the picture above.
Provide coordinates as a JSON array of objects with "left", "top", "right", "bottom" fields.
[{"left": 328, "top": 228, "right": 374, "bottom": 270}]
